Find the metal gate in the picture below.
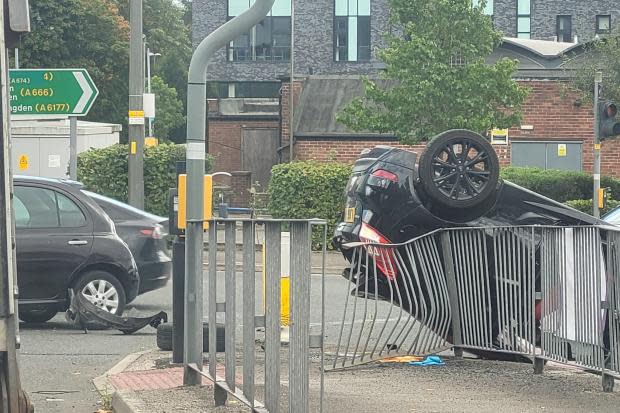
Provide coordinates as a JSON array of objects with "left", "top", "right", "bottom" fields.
[
  {"left": 329, "top": 225, "right": 620, "bottom": 392},
  {"left": 185, "top": 218, "right": 327, "bottom": 412}
]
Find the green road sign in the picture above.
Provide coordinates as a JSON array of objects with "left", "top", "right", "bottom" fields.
[{"left": 9, "top": 69, "right": 99, "bottom": 116}]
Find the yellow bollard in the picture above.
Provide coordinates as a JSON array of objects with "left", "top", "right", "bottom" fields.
[
  {"left": 262, "top": 232, "right": 291, "bottom": 327},
  {"left": 177, "top": 174, "right": 213, "bottom": 230}
]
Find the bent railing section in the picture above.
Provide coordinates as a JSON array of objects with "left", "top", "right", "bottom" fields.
[{"left": 329, "top": 225, "right": 620, "bottom": 392}]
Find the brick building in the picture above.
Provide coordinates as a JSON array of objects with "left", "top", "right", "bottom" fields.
[
  {"left": 197, "top": 2, "right": 620, "bottom": 205},
  {"left": 194, "top": 0, "right": 620, "bottom": 95}
]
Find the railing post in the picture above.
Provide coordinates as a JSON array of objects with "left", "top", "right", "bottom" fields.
[
  {"left": 264, "top": 222, "right": 282, "bottom": 413},
  {"left": 224, "top": 221, "right": 237, "bottom": 392},
  {"left": 208, "top": 223, "right": 226, "bottom": 405},
  {"left": 289, "top": 221, "right": 312, "bottom": 413},
  {"left": 441, "top": 231, "right": 463, "bottom": 358},
  {"left": 242, "top": 221, "right": 256, "bottom": 407}
]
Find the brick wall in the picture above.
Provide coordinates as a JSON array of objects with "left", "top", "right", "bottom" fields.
[
  {"left": 208, "top": 118, "right": 279, "bottom": 172},
  {"left": 230, "top": 171, "right": 252, "bottom": 208},
  {"left": 294, "top": 138, "right": 511, "bottom": 165},
  {"left": 290, "top": 80, "right": 620, "bottom": 178},
  {"left": 280, "top": 79, "right": 303, "bottom": 160},
  {"left": 212, "top": 79, "right": 620, "bottom": 179}
]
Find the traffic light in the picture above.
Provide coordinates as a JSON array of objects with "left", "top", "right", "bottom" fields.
[{"left": 598, "top": 100, "right": 620, "bottom": 140}]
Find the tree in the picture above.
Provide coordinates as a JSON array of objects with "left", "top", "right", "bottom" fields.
[
  {"left": 151, "top": 76, "right": 185, "bottom": 142},
  {"left": 18, "top": 0, "right": 129, "bottom": 127},
  {"left": 337, "top": 0, "right": 529, "bottom": 144},
  {"left": 569, "top": 32, "right": 620, "bottom": 104},
  {"left": 114, "top": 0, "right": 193, "bottom": 141}
]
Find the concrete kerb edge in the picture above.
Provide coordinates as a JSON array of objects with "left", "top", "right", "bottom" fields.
[
  {"left": 93, "top": 350, "right": 150, "bottom": 401},
  {"left": 111, "top": 390, "right": 146, "bottom": 413}
]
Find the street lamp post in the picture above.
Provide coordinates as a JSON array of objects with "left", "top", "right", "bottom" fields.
[{"left": 146, "top": 48, "right": 161, "bottom": 138}]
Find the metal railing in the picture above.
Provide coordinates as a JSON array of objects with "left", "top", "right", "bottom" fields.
[
  {"left": 330, "top": 225, "right": 620, "bottom": 392},
  {"left": 186, "top": 218, "right": 327, "bottom": 412}
]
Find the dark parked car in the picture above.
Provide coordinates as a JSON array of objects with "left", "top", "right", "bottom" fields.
[
  {"left": 333, "top": 130, "right": 602, "bottom": 344},
  {"left": 14, "top": 176, "right": 139, "bottom": 323},
  {"left": 83, "top": 191, "right": 171, "bottom": 294}
]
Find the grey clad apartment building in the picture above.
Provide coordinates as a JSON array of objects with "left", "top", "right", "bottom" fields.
[{"left": 193, "top": 0, "right": 620, "bottom": 98}]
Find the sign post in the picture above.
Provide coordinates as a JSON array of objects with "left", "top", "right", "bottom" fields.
[{"left": 69, "top": 116, "right": 78, "bottom": 180}]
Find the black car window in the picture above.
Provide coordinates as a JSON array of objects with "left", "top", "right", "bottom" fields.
[
  {"left": 14, "top": 186, "right": 86, "bottom": 228},
  {"left": 57, "top": 192, "right": 87, "bottom": 227},
  {"left": 13, "top": 195, "right": 30, "bottom": 227}
]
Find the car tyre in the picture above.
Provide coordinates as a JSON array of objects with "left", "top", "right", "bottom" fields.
[
  {"left": 418, "top": 129, "right": 500, "bottom": 209},
  {"left": 156, "top": 322, "right": 225, "bottom": 352},
  {"left": 73, "top": 270, "right": 127, "bottom": 316},
  {"left": 18, "top": 307, "right": 58, "bottom": 323}
]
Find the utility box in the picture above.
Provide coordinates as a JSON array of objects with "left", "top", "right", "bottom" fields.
[{"left": 10, "top": 118, "right": 121, "bottom": 178}]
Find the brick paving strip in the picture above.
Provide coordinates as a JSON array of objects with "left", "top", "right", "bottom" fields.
[{"left": 109, "top": 365, "right": 243, "bottom": 392}]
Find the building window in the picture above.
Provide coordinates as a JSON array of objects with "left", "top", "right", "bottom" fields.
[
  {"left": 596, "top": 15, "right": 611, "bottom": 34},
  {"left": 516, "top": 0, "right": 531, "bottom": 39},
  {"left": 207, "top": 81, "right": 281, "bottom": 99},
  {"left": 557, "top": 15, "right": 572, "bottom": 42},
  {"left": 228, "top": 0, "right": 291, "bottom": 62},
  {"left": 334, "top": 0, "right": 371, "bottom": 62},
  {"left": 472, "top": 0, "right": 493, "bottom": 16}
]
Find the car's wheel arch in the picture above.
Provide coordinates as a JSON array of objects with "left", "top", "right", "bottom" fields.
[{"left": 68, "top": 263, "right": 135, "bottom": 305}]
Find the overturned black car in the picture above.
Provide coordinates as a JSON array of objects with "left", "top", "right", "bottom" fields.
[{"left": 333, "top": 130, "right": 604, "bottom": 349}]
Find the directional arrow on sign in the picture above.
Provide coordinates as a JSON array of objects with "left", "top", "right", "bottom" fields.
[{"left": 9, "top": 69, "right": 99, "bottom": 116}]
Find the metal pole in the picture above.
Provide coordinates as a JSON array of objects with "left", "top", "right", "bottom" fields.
[
  {"left": 146, "top": 47, "right": 153, "bottom": 138},
  {"left": 69, "top": 116, "right": 78, "bottom": 180},
  {"left": 1, "top": 4, "right": 27, "bottom": 409},
  {"left": 288, "top": 0, "right": 295, "bottom": 162},
  {"left": 594, "top": 71, "right": 602, "bottom": 218},
  {"left": 128, "top": 0, "right": 145, "bottom": 209},
  {"left": 13, "top": 48, "right": 17, "bottom": 69},
  {"left": 172, "top": 236, "right": 185, "bottom": 364},
  {"left": 183, "top": 0, "right": 276, "bottom": 386}
]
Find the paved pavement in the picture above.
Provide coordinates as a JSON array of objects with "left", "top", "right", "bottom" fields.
[
  {"left": 103, "top": 347, "right": 620, "bottom": 413},
  {"left": 18, "top": 284, "right": 172, "bottom": 413}
]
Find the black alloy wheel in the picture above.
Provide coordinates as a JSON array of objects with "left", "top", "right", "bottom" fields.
[{"left": 418, "top": 129, "right": 500, "bottom": 209}]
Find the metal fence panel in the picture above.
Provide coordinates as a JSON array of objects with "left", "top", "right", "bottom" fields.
[
  {"left": 327, "top": 224, "right": 620, "bottom": 392},
  {"left": 189, "top": 218, "right": 327, "bottom": 412}
]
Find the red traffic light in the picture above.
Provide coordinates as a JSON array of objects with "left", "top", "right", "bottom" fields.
[
  {"left": 604, "top": 102, "right": 618, "bottom": 118},
  {"left": 599, "top": 100, "right": 620, "bottom": 139}
]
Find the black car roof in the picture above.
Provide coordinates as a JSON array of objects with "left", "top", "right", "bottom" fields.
[{"left": 13, "top": 175, "right": 84, "bottom": 188}]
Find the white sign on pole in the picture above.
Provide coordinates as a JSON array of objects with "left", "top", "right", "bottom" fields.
[{"left": 143, "top": 93, "right": 155, "bottom": 118}]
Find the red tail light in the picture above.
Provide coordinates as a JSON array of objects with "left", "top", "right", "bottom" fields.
[
  {"left": 359, "top": 223, "right": 397, "bottom": 279},
  {"left": 368, "top": 169, "right": 398, "bottom": 190},
  {"left": 371, "top": 169, "right": 398, "bottom": 182},
  {"left": 140, "top": 225, "right": 164, "bottom": 239}
]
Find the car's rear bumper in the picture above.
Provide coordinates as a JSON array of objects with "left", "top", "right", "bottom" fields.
[{"left": 137, "top": 260, "right": 172, "bottom": 294}]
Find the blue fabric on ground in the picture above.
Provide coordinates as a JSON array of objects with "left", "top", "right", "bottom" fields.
[{"left": 408, "top": 356, "right": 445, "bottom": 366}]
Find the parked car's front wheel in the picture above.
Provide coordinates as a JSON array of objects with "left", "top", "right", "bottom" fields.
[
  {"left": 74, "top": 270, "right": 126, "bottom": 316},
  {"left": 418, "top": 129, "right": 500, "bottom": 209},
  {"left": 18, "top": 307, "right": 58, "bottom": 323}
]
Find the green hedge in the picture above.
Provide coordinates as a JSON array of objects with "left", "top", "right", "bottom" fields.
[
  {"left": 268, "top": 161, "right": 352, "bottom": 249},
  {"left": 565, "top": 199, "right": 620, "bottom": 216},
  {"left": 501, "top": 167, "right": 620, "bottom": 203},
  {"left": 77, "top": 143, "right": 212, "bottom": 216}
]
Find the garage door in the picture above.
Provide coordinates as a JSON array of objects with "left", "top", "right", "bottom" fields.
[{"left": 511, "top": 141, "right": 582, "bottom": 171}]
